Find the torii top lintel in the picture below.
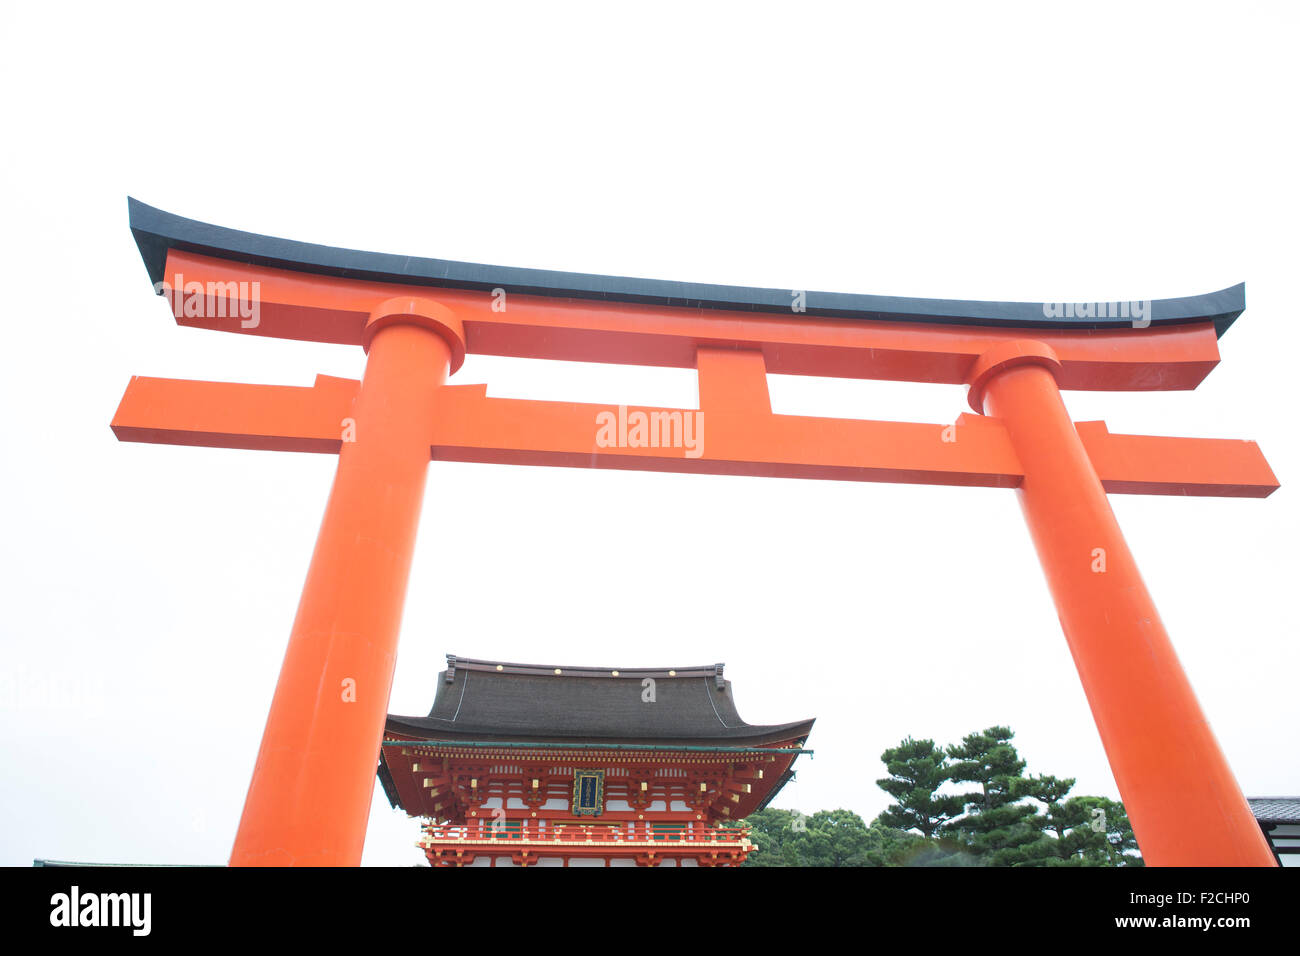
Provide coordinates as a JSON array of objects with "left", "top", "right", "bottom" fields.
[
  {"left": 115, "top": 199, "right": 1277, "bottom": 498},
  {"left": 127, "top": 197, "right": 1238, "bottom": 391}
]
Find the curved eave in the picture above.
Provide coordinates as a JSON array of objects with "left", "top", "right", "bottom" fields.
[
  {"left": 383, "top": 716, "right": 816, "bottom": 750},
  {"left": 128, "top": 198, "right": 1245, "bottom": 337}
]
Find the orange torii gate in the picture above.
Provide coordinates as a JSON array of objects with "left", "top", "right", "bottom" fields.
[{"left": 115, "top": 199, "right": 1279, "bottom": 867}]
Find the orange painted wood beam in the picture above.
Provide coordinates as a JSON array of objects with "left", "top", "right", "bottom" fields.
[
  {"left": 979, "top": 345, "right": 1276, "bottom": 866},
  {"left": 155, "top": 249, "right": 1223, "bottom": 391},
  {"left": 110, "top": 373, "right": 357, "bottom": 453},
  {"left": 109, "top": 374, "right": 1279, "bottom": 497},
  {"left": 227, "top": 318, "right": 456, "bottom": 866}
]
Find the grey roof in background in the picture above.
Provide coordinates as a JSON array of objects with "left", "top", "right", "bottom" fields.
[
  {"left": 1249, "top": 797, "right": 1300, "bottom": 824},
  {"left": 384, "top": 656, "right": 814, "bottom": 746}
]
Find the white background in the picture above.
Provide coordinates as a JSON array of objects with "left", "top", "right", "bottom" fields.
[{"left": 1, "top": 2, "right": 1295, "bottom": 866}]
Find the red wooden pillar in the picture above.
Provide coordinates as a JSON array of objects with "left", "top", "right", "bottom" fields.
[
  {"left": 230, "top": 298, "right": 464, "bottom": 866},
  {"left": 969, "top": 341, "right": 1274, "bottom": 866}
]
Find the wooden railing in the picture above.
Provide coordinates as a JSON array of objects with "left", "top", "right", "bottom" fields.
[{"left": 420, "top": 821, "right": 751, "bottom": 845}]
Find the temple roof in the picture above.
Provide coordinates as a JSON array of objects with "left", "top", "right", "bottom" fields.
[
  {"left": 1249, "top": 797, "right": 1300, "bottom": 824},
  {"left": 383, "top": 656, "right": 814, "bottom": 747},
  {"left": 128, "top": 198, "right": 1245, "bottom": 337}
]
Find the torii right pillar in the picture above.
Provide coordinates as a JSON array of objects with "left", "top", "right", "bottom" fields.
[{"left": 969, "top": 340, "right": 1275, "bottom": 866}]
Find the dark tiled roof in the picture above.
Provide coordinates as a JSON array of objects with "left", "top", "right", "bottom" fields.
[
  {"left": 384, "top": 656, "right": 814, "bottom": 746},
  {"left": 32, "top": 860, "right": 217, "bottom": 867},
  {"left": 1248, "top": 798, "right": 1300, "bottom": 824}
]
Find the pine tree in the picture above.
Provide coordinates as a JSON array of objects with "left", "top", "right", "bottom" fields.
[
  {"left": 1041, "top": 795, "right": 1143, "bottom": 866},
  {"left": 875, "top": 736, "right": 966, "bottom": 838},
  {"left": 946, "top": 726, "right": 1045, "bottom": 865},
  {"left": 746, "top": 725, "right": 1144, "bottom": 866}
]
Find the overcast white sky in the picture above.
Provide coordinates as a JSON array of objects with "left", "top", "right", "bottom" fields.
[{"left": 1, "top": 2, "right": 1296, "bottom": 866}]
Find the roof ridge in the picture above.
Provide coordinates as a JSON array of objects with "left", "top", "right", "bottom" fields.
[{"left": 445, "top": 655, "right": 723, "bottom": 680}]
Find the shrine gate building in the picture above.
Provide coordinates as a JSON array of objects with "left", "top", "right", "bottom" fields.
[{"left": 377, "top": 656, "right": 814, "bottom": 866}]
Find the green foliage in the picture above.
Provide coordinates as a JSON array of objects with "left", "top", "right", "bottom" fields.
[
  {"left": 875, "top": 737, "right": 966, "bottom": 838},
  {"left": 939, "top": 726, "right": 1141, "bottom": 866},
  {"left": 738, "top": 725, "right": 1143, "bottom": 867},
  {"left": 945, "top": 726, "right": 1045, "bottom": 865},
  {"left": 947, "top": 725, "right": 1026, "bottom": 813},
  {"left": 740, "top": 807, "right": 944, "bottom": 867},
  {"left": 1040, "top": 795, "right": 1142, "bottom": 866}
]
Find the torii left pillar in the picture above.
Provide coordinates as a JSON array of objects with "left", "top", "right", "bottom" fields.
[{"left": 229, "top": 298, "right": 465, "bottom": 866}]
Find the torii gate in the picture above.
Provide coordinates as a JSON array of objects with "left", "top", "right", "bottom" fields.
[{"left": 115, "top": 199, "right": 1279, "bottom": 867}]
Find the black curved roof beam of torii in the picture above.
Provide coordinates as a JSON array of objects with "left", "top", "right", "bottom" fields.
[{"left": 128, "top": 198, "right": 1245, "bottom": 337}]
